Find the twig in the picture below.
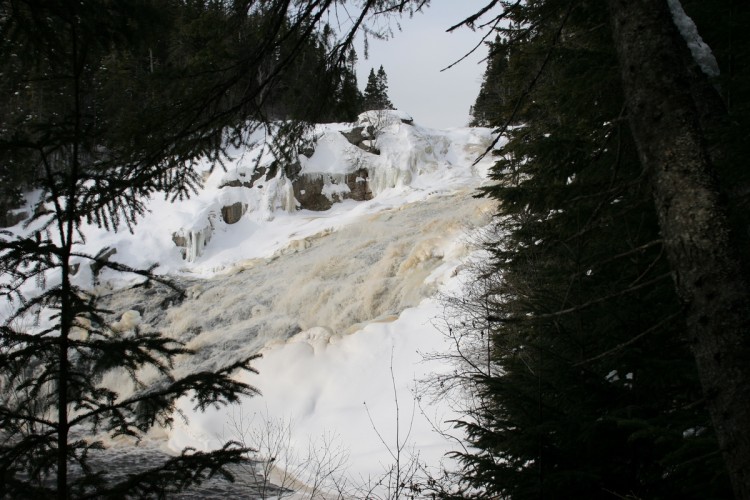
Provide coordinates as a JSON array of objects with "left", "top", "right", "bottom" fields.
[
  {"left": 574, "top": 311, "right": 681, "bottom": 366},
  {"left": 473, "top": 0, "right": 576, "bottom": 165}
]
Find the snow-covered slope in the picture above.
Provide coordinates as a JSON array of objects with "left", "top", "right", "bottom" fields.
[
  {"left": 68, "top": 111, "right": 495, "bottom": 279},
  {"left": 8, "top": 111, "right": 500, "bottom": 496}
]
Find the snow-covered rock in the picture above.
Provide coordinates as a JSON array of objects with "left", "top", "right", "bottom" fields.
[{"left": 167, "top": 110, "right": 495, "bottom": 262}]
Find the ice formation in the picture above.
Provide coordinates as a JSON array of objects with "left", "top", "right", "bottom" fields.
[
  {"left": 167, "top": 111, "right": 495, "bottom": 262},
  {"left": 4, "top": 110, "right": 501, "bottom": 496}
]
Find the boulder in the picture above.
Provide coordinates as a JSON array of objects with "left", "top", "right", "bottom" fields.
[
  {"left": 346, "top": 168, "right": 372, "bottom": 201},
  {"left": 293, "top": 175, "right": 332, "bottom": 211},
  {"left": 221, "top": 202, "right": 245, "bottom": 224},
  {"left": 338, "top": 128, "right": 380, "bottom": 155},
  {"left": 291, "top": 169, "right": 373, "bottom": 212}
]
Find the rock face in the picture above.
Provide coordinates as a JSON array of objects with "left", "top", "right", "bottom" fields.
[
  {"left": 339, "top": 127, "right": 380, "bottom": 155},
  {"left": 293, "top": 175, "right": 331, "bottom": 211},
  {"left": 172, "top": 217, "right": 215, "bottom": 262},
  {"left": 347, "top": 168, "right": 372, "bottom": 201},
  {"left": 292, "top": 168, "right": 373, "bottom": 212},
  {"left": 218, "top": 166, "right": 270, "bottom": 190},
  {"left": 221, "top": 202, "right": 244, "bottom": 224}
]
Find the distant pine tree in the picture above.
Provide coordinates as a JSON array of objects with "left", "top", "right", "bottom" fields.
[
  {"left": 336, "top": 48, "right": 365, "bottom": 120},
  {"left": 469, "top": 36, "right": 510, "bottom": 127},
  {"left": 363, "top": 68, "right": 381, "bottom": 110},
  {"left": 376, "top": 65, "right": 394, "bottom": 109},
  {"left": 362, "top": 65, "right": 394, "bottom": 110}
]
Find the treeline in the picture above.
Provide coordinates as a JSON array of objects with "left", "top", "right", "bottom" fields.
[
  {"left": 447, "top": 1, "right": 750, "bottom": 498},
  {"left": 0, "top": 0, "right": 364, "bottom": 226}
]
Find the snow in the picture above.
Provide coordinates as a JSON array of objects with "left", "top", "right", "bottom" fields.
[
  {"left": 668, "top": 0, "right": 720, "bottom": 78},
  {"left": 5, "top": 111, "right": 501, "bottom": 496},
  {"left": 15, "top": 111, "right": 491, "bottom": 279},
  {"left": 299, "top": 132, "right": 368, "bottom": 175},
  {"left": 169, "top": 294, "right": 462, "bottom": 491}
]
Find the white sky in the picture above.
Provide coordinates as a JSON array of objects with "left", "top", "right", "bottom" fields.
[{"left": 354, "top": 1, "right": 493, "bottom": 129}]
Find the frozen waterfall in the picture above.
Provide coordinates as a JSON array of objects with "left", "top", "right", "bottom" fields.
[{"left": 7, "top": 111, "right": 501, "bottom": 497}]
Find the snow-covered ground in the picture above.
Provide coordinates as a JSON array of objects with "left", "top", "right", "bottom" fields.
[{"left": 6, "top": 111, "right": 501, "bottom": 496}]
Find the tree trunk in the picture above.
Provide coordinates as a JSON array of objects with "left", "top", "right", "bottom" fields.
[{"left": 607, "top": 0, "right": 750, "bottom": 497}]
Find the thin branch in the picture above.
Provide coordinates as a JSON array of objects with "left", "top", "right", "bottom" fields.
[
  {"left": 505, "top": 272, "right": 673, "bottom": 323},
  {"left": 440, "top": 1, "right": 523, "bottom": 71},
  {"left": 363, "top": 401, "right": 397, "bottom": 463},
  {"left": 440, "top": 16, "right": 502, "bottom": 72},
  {"left": 446, "top": 0, "right": 508, "bottom": 33},
  {"left": 473, "top": 0, "right": 576, "bottom": 165},
  {"left": 574, "top": 311, "right": 682, "bottom": 366}
]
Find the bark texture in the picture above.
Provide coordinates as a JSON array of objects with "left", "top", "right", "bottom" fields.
[{"left": 607, "top": 0, "right": 750, "bottom": 497}]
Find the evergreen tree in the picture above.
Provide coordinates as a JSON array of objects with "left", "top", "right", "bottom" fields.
[
  {"left": 0, "top": 2, "right": 265, "bottom": 497},
  {"left": 443, "top": 1, "right": 740, "bottom": 498},
  {"left": 335, "top": 48, "right": 365, "bottom": 121},
  {"left": 469, "top": 36, "right": 510, "bottom": 126},
  {"left": 276, "top": 26, "right": 362, "bottom": 122},
  {"left": 363, "top": 68, "right": 381, "bottom": 110},
  {"left": 362, "top": 65, "right": 395, "bottom": 110},
  {"left": 376, "top": 65, "right": 395, "bottom": 109}
]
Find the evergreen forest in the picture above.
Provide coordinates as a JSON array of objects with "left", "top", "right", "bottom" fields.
[{"left": 457, "top": 0, "right": 750, "bottom": 498}]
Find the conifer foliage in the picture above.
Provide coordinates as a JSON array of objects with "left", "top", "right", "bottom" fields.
[
  {"left": 0, "top": 2, "right": 262, "bottom": 497},
  {"left": 446, "top": 0, "right": 749, "bottom": 498},
  {"left": 469, "top": 36, "right": 510, "bottom": 127},
  {"left": 363, "top": 65, "right": 395, "bottom": 110}
]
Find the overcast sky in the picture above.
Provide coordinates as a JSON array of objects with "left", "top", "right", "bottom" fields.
[{"left": 353, "top": 1, "right": 493, "bottom": 129}]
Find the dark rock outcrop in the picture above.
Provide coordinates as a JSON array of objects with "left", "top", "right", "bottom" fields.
[
  {"left": 293, "top": 175, "right": 332, "bottom": 211},
  {"left": 291, "top": 168, "right": 373, "bottom": 212},
  {"left": 346, "top": 168, "right": 373, "bottom": 201},
  {"left": 218, "top": 166, "right": 270, "bottom": 190},
  {"left": 221, "top": 202, "right": 245, "bottom": 224},
  {"left": 339, "top": 128, "right": 380, "bottom": 155}
]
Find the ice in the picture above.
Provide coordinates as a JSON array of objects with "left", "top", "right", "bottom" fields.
[{"left": 5, "top": 111, "right": 500, "bottom": 495}]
